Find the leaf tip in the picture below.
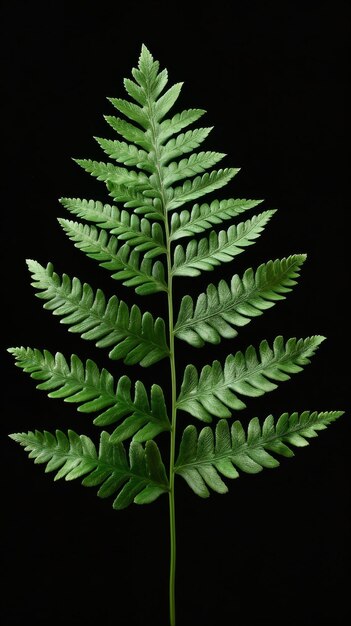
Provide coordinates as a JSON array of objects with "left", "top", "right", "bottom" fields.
[
  {"left": 315, "top": 335, "right": 327, "bottom": 345},
  {"left": 26, "top": 258, "right": 40, "bottom": 272},
  {"left": 8, "top": 432, "right": 22, "bottom": 442}
]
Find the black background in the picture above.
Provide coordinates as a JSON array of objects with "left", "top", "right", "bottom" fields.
[{"left": 1, "top": 1, "right": 349, "bottom": 625}]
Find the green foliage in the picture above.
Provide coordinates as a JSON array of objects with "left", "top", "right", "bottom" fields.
[
  {"left": 170, "top": 197, "right": 263, "bottom": 240},
  {"left": 174, "top": 255, "right": 306, "bottom": 346},
  {"left": 10, "top": 430, "right": 169, "bottom": 508},
  {"left": 27, "top": 259, "right": 169, "bottom": 365},
  {"left": 59, "top": 203, "right": 166, "bottom": 256},
  {"left": 58, "top": 218, "right": 167, "bottom": 294},
  {"left": 9, "top": 347, "right": 170, "bottom": 442},
  {"left": 9, "top": 44, "right": 342, "bottom": 626},
  {"left": 176, "top": 336, "right": 325, "bottom": 421},
  {"left": 175, "top": 411, "right": 343, "bottom": 497},
  {"left": 9, "top": 40, "right": 341, "bottom": 510},
  {"left": 172, "top": 211, "right": 275, "bottom": 277}
]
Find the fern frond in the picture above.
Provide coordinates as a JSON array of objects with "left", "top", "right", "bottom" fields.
[
  {"left": 133, "top": 44, "right": 168, "bottom": 98},
  {"left": 27, "top": 260, "right": 169, "bottom": 366},
  {"left": 160, "top": 128, "right": 213, "bottom": 163},
  {"left": 94, "top": 138, "right": 153, "bottom": 171},
  {"left": 107, "top": 181, "right": 159, "bottom": 217},
  {"left": 60, "top": 200, "right": 166, "bottom": 242},
  {"left": 59, "top": 215, "right": 165, "bottom": 258},
  {"left": 158, "top": 109, "right": 207, "bottom": 143},
  {"left": 104, "top": 115, "right": 152, "bottom": 150},
  {"left": 74, "top": 159, "right": 150, "bottom": 189},
  {"left": 107, "top": 97, "right": 150, "bottom": 129},
  {"left": 60, "top": 197, "right": 122, "bottom": 227},
  {"left": 167, "top": 168, "right": 240, "bottom": 211},
  {"left": 170, "top": 198, "right": 264, "bottom": 240},
  {"left": 174, "top": 255, "right": 306, "bottom": 346},
  {"left": 163, "top": 151, "right": 226, "bottom": 186},
  {"left": 8, "top": 347, "right": 171, "bottom": 442},
  {"left": 172, "top": 211, "right": 275, "bottom": 277},
  {"left": 177, "top": 336, "right": 325, "bottom": 421},
  {"left": 57, "top": 221, "right": 167, "bottom": 294},
  {"left": 123, "top": 77, "right": 148, "bottom": 106},
  {"left": 154, "top": 83, "right": 184, "bottom": 121},
  {"left": 174, "top": 411, "right": 344, "bottom": 497},
  {"left": 10, "top": 430, "right": 169, "bottom": 508}
]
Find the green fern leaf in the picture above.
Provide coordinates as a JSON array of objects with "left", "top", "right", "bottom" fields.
[
  {"left": 59, "top": 199, "right": 165, "bottom": 235},
  {"left": 172, "top": 211, "right": 275, "bottom": 277},
  {"left": 175, "top": 411, "right": 344, "bottom": 497},
  {"left": 133, "top": 44, "right": 168, "bottom": 98},
  {"left": 174, "top": 255, "right": 306, "bottom": 346},
  {"left": 163, "top": 151, "right": 226, "bottom": 186},
  {"left": 123, "top": 77, "right": 148, "bottom": 107},
  {"left": 59, "top": 214, "right": 166, "bottom": 258},
  {"left": 60, "top": 197, "right": 122, "bottom": 227},
  {"left": 106, "top": 181, "right": 160, "bottom": 217},
  {"left": 107, "top": 97, "right": 150, "bottom": 129},
  {"left": 158, "top": 109, "right": 207, "bottom": 143},
  {"left": 74, "top": 159, "right": 150, "bottom": 189},
  {"left": 27, "top": 260, "right": 169, "bottom": 365},
  {"left": 170, "top": 198, "right": 264, "bottom": 240},
  {"left": 104, "top": 115, "right": 152, "bottom": 150},
  {"left": 154, "top": 83, "right": 184, "bottom": 121},
  {"left": 10, "top": 429, "right": 169, "bottom": 508},
  {"left": 58, "top": 222, "right": 167, "bottom": 294},
  {"left": 131, "top": 66, "right": 168, "bottom": 104},
  {"left": 160, "top": 128, "right": 213, "bottom": 163},
  {"left": 177, "top": 336, "right": 325, "bottom": 421},
  {"left": 166, "top": 168, "right": 240, "bottom": 210},
  {"left": 8, "top": 347, "right": 170, "bottom": 442},
  {"left": 9, "top": 44, "right": 343, "bottom": 625},
  {"left": 94, "top": 138, "right": 152, "bottom": 171}
]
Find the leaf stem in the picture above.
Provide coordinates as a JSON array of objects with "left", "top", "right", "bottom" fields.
[
  {"left": 146, "top": 85, "right": 177, "bottom": 624},
  {"left": 166, "top": 219, "right": 177, "bottom": 626}
]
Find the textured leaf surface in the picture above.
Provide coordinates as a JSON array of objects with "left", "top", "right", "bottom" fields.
[
  {"left": 172, "top": 211, "right": 275, "bottom": 277},
  {"left": 107, "top": 97, "right": 150, "bottom": 129},
  {"left": 94, "top": 138, "right": 153, "bottom": 171},
  {"left": 60, "top": 213, "right": 165, "bottom": 258},
  {"left": 104, "top": 115, "right": 152, "bottom": 150},
  {"left": 154, "top": 83, "right": 183, "bottom": 121},
  {"left": 27, "top": 260, "right": 169, "bottom": 365},
  {"left": 175, "top": 411, "right": 344, "bottom": 497},
  {"left": 9, "top": 348, "right": 170, "bottom": 442},
  {"left": 160, "top": 128, "right": 213, "bottom": 163},
  {"left": 163, "top": 151, "right": 226, "bottom": 186},
  {"left": 10, "top": 430, "right": 169, "bottom": 508},
  {"left": 167, "top": 168, "right": 240, "bottom": 211},
  {"left": 60, "top": 197, "right": 165, "bottom": 233},
  {"left": 106, "top": 181, "right": 158, "bottom": 217},
  {"left": 158, "top": 109, "right": 207, "bottom": 143},
  {"left": 60, "top": 197, "right": 123, "bottom": 227},
  {"left": 58, "top": 221, "right": 166, "bottom": 294},
  {"left": 174, "top": 255, "right": 306, "bottom": 346},
  {"left": 132, "top": 44, "right": 168, "bottom": 99},
  {"left": 74, "top": 159, "right": 150, "bottom": 188},
  {"left": 170, "top": 198, "right": 264, "bottom": 240},
  {"left": 177, "top": 336, "right": 325, "bottom": 421}
]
